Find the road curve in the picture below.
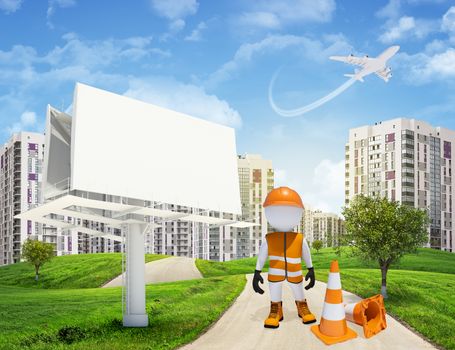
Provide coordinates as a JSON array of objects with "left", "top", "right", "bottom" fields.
[
  {"left": 180, "top": 274, "right": 436, "bottom": 350},
  {"left": 102, "top": 256, "right": 202, "bottom": 287}
]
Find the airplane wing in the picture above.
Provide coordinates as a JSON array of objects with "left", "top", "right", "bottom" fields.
[
  {"left": 329, "top": 55, "right": 371, "bottom": 67},
  {"left": 375, "top": 67, "right": 392, "bottom": 82}
]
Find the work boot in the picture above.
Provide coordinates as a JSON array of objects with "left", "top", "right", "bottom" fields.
[
  {"left": 296, "top": 299, "right": 316, "bottom": 324},
  {"left": 264, "top": 301, "right": 283, "bottom": 328}
]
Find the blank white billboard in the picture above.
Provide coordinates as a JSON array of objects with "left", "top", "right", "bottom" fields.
[{"left": 71, "top": 83, "right": 241, "bottom": 214}]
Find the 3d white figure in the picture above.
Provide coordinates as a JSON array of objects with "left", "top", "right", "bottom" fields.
[{"left": 253, "top": 186, "right": 316, "bottom": 328}]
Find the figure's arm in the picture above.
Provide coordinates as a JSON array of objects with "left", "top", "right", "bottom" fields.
[
  {"left": 302, "top": 238, "right": 315, "bottom": 290},
  {"left": 302, "top": 238, "right": 313, "bottom": 268},
  {"left": 255, "top": 239, "right": 268, "bottom": 271},
  {"left": 252, "top": 239, "right": 268, "bottom": 294}
]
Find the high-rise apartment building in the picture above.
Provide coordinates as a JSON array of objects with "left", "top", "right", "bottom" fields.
[
  {"left": 345, "top": 118, "right": 454, "bottom": 252},
  {"left": 0, "top": 132, "right": 47, "bottom": 265},
  {"left": 312, "top": 211, "right": 345, "bottom": 247},
  {"left": 144, "top": 204, "right": 209, "bottom": 259},
  {"left": 299, "top": 204, "right": 315, "bottom": 243},
  {"left": 298, "top": 205, "right": 345, "bottom": 247},
  {"left": 236, "top": 154, "right": 274, "bottom": 257}
]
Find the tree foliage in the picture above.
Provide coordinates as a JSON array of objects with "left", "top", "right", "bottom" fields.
[
  {"left": 342, "top": 195, "right": 429, "bottom": 298},
  {"left": 22, "top": 239, "right": 55, "bottom": 281},
  {"left": 312, "top": 240, "right": 323, "bottom": 253}
]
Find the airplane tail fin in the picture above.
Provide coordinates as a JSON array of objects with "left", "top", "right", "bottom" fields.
[{"left": 344, "top": 74, "right": 364, "bottom": 82}]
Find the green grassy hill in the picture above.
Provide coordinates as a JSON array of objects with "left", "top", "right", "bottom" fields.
[
  {"left": 196, "top": 247, "right": 455, "bottom": 277},
  {"left": 1, "top": 248, "right": 454, "bottom": 350},
  {"left": 0, "top": 253, "right": 167, "bottom": 289},
  {"left": 0, "top": 253, "right": 246, "bottom": 350},
  {"left": 0, "top": 275, "right": 245, "bottom": 350}
]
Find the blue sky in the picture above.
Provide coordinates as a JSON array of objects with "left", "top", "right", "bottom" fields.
[{"left": 0, "top": 0, "right": 454, "bottom": 213}]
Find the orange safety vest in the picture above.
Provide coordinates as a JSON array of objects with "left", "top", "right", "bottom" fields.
[{"left": 266, "top": 232, "right": 304, "bottom": 284}]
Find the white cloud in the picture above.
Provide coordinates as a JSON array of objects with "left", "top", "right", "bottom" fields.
[
  {"left": 20, "top": 111, "right": 37, "bottom": 125},
  {"left": 376, "top": 0, "right": 448, "bottom": 19},
  {"left": 442, "top": 6, "right": 455, "bottom": 41},
  {"left": 5, "top": 111, "right": 38, "bottom": 135},
  {"left": 421, "top": 48, "right": 455, "bottom": 77},
  {"left": 150, "top": 0, "right": 198, "bottom": 20},
  {"left": 0, "top": 33, "right": 241, "bottom": 142},
  {"left": 150, "top": 0, "right": 199, "bottom": 41},
  {"left": 424, "top": 39, "right": 447, "bottom": 54},
  {"left": 378, "top": 16, "right": 437, "bottom": 43},
  {"left": 236, "top": 12, "right": 281, "bottom": 30},
  {"left": 0, "top": 0, "right": 22, "bottom": 13},
  {"left": 236, "top": 0, "right": 335, "bottom": 31},
  {"left": 151, "top": 0, "right": 198, "bottom": 36},
  {"left": 206, "top": 34, "right": 352, "bottom": 88},
  {"left": 376, "top": 0, "right": 401, "bottom": 19},
  {"left": 379, "top": 16, "right": 415, "bottom": 42},
  {"left": 185, "top": 21, "right": 207, "bottom": 41},
  {"left": 0, "top": 33, "right": 173, "bottom": 134},
  {"left": 124, "top": 77, "right": 242, "bottom": 128},
  {"left": 0, "top": 34, "right": 166, "bottom": 75},
  {"left": 396, "top": 47, "right": 455, "bottom": 84},
  {"left": 302, "top": 159, "right": 344, "bottom": 214},
  {"left": 47, "top": 0, "right": 77, "bottom": 29}
]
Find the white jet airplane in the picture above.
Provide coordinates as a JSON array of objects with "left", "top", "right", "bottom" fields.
[{"left": 329, "top": 45, "right": 400, "bottom": 82}]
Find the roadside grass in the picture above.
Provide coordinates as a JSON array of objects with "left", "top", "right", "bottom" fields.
[
  {"left": 0, "top": 275, "right": 246, "bottom": 350},
  {"left": 315, "top": 269, "right": 455, "bottom": 350},
  {"left": 0, "top": 253, "right": 167, "bottom": 289},
  {"left": 196, "top": 247, "right": 455, "bottom": 277}
]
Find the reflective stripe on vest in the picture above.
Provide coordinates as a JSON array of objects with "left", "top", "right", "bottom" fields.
[{"left": 266, "top": 232, "right": 304, "bottom": 283}]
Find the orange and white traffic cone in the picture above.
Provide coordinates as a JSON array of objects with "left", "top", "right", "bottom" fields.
[
  {"left": 311, "top": 260, "right": 357, "bottom": 345},
  {"left": 344, "top": 294, "right": 387, "bottom": 338}
]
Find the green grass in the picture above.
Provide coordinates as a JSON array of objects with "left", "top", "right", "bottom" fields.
[
  {"left": 196, "top": 247, "right": 455, "bottom": 277},
  {"left": 0, "top": 275, "right": 246, "bottom": 350},
  {"left": 196, "top": 247, "right": 455, "bottom": 350},
  {"left": 315, "top": 269, "right": 455, "bottom": 350},
  {"left": 0, "top": 253, "right": 168, "bottom": 289},
  {"left": 1, "top": 247, "right": 454, "bottom": 350}
]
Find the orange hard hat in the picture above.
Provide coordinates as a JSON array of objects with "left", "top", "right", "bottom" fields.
[{"left": 263, "top": 186, "right": 304, "bottom": 209}]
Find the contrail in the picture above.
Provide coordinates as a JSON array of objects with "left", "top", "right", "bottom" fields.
[{"left": 268, "top": 68, "right": 357, "bottom": 117}]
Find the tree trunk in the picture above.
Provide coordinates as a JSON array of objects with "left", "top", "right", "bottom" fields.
[
  {"left": 35, "top": 265, "right": 39, "bottom": 281},
  {"left": 380, "top": 265, "right": 388, "bottom": 299}
]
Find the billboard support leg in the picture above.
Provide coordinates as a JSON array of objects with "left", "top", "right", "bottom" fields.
[{"left": 123, "top": 223, "right": 148, "bottom": 327}]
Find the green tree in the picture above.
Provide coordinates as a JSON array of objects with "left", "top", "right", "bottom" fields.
[
  {"left": 312, "top": 240, "right": 323, "bottom": 253},
  {"left": 342, "top": 195, "right": 429, "bottom": 299},
  {"left": 21, "top": 239, "right": 55, "bottom": 281}
]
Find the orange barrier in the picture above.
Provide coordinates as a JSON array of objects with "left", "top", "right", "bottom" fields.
[
  {"left": 344, "top": 294, "right": 387, "bottom": 338},
  {"left": 311, "top": 260, "right": 357, "bottom": 345}
]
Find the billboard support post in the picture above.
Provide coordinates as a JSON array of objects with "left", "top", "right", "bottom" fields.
[{"left": 123, "top": 223, "right": 148, "bottom": 327}]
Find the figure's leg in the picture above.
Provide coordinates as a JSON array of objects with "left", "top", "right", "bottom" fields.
[
  {"left": 288, "top": 281, "right": 316, "bottom": 324},
  {"left": 269, "top": 281, "right": 283, "bottom": 302},
  {"left": 289, "top": 281, "right": 305, "bottom": 301},
  {"left": 264, "top": 281, "right": 284, "bottom": 329}
]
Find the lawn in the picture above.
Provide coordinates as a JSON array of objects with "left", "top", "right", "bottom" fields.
[
  {"left": 0, "top": 253, "right": 168, "bottom": 289},
  {"left": 196, "top": 247, "right": 455, "bottom": 350},
  {"left": 317, "top": 269, "right": 455, "bottom": 350},
  {"left": 1, "top": 248, "right": 454, "bottom": 350},
  {"left": 0, "top": 275, "right": 246, "bottom": 350},
  {"left": 195, "top": 247, "right": 455, "bottom": 277}
]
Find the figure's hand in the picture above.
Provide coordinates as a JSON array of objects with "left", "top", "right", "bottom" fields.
[
  {"left": 252, "top": 270, "right": 264, "bottom": 294},
  {"left": 305, "top": 267, "right": 315, "bottom": 290}
]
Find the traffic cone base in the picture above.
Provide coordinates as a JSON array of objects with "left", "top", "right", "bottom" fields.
[
  {"left": 310, "top": 260, "right": 358, "bottom": 345},
  {"left": 311, "top": 321, "right": 357, "bottom": 345},
  {"left": 345, "top": 294, "right": 387, "bottom": 338}
]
